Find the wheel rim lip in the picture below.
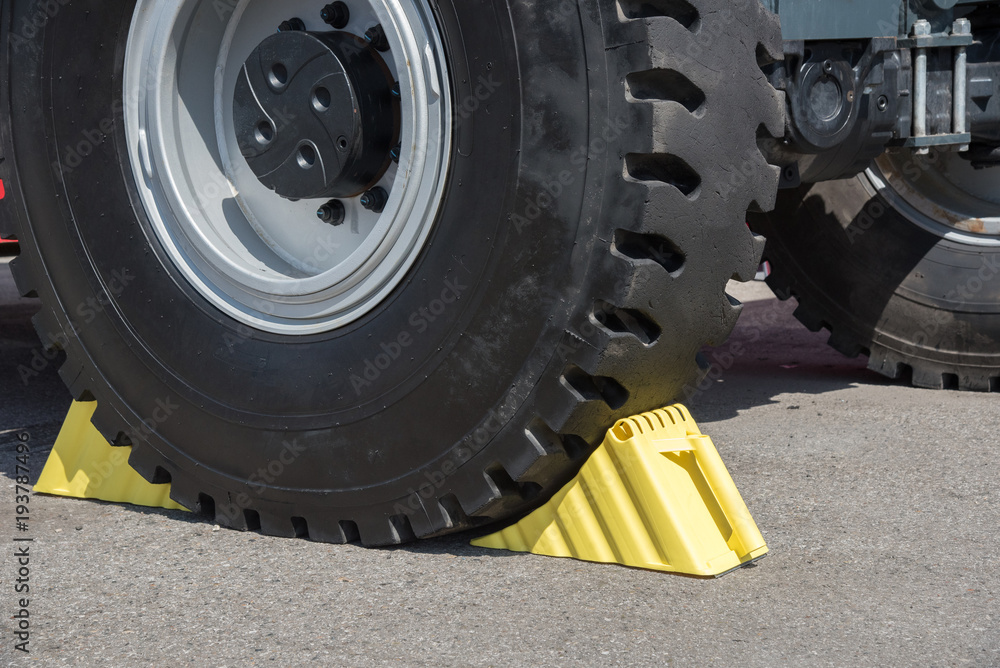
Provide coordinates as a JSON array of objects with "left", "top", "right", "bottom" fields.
[
  {"left": 865, "top": 152, "right": 1000, "bottom": 248},
  {"left": 124, "top": 0, "right": 452, "bottom": 335}
]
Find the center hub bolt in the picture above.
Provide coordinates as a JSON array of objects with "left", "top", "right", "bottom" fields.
[
  {"left": 320, "top": 2, "right": 350, "bottom": 29},
  {"left": 278, "top": 17, "right": 306, "bottom": 32},
  {"left": 360, "top": 187, "right": 388, "bottom": 213},
  {"left": 317, "top": 200, "right": 347, "bottom": 225},
  {"left": 365, "top": 24, "right": 390, "bottom": 52}
]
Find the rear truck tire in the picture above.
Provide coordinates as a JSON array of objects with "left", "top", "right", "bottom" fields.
[
  {"left": 751, "top": 151, "right": 1000, "bottom": 392},
  {"left": 0, "top": 0, "right": 782, "bottom": 544}
]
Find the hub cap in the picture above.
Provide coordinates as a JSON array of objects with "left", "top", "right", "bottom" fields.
[
  {"left": 234, "top": 30, "right": 398, "bottom": 200},
  {"left": 124, "top": 0, "right": 451, "bottom": 334}
]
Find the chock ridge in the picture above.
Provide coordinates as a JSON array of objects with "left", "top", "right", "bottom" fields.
[
  {"left": 472, "top": 405, "right": 767, "bottom": 577},
  {"left": 35, "top": 402, "right": 186, "bottom": 511}
]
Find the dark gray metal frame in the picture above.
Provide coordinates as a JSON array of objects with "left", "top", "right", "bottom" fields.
[
  {"left": 763, "top": 0, "right": 1000, "bottom": 183},
  {"left": 768, "top": 0, "right": 992, "bottom": 40}
]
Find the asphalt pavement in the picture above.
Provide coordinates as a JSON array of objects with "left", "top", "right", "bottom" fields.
[{"left": 1, "top": 255, "right": 997, "bottom": 667}]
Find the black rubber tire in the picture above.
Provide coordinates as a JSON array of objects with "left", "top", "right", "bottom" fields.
[
  {"left": 0, "top": 0, "right": 782, "bottom": 544},
  {"left": 751, "top": 176, "right": 1000, "bottom": 392}
]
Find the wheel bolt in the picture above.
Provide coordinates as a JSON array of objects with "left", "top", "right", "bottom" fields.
[
  {"left": 320, "top": 2, "right": 350, "bottom": 29},
  {"left": 278, "top": 17, "right": 306, "bottom": 32},
  {"left": 390, "top": 144, "right": 401, "bottom": 163},
  {"left": 877, "top": 95, "right": 889, "bottom": 112},
  {"left": 360, "top": 187, "right": 388, "bottom": 213},
  {"left": 317, "top": 200, "right": 346, "bottom": 225},
  {"left": 365, "top": 24, "right": 390, "bottom": 52}
]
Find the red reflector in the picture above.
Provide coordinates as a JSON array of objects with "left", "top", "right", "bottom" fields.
[{"left": 0, "top": 179, "right": 5, "bottom": 200}]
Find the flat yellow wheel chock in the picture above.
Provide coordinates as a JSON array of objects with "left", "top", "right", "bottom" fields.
[
  {"left": 472, "top": 405, "right": 767, "bottom": 577},
  {"left": 34, "top": 401, "right": 186, "bottom": 511}
]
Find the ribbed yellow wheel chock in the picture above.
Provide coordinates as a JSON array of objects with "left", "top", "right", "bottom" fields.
[
  {"left": 36, "top": 402, "right": 765, "bottom": 576},
  {"left": 472, "top": 405, "right": 767, "bottom": 577}
]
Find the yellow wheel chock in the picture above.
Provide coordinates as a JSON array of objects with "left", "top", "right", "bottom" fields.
[
  {"left": 34, "top": 401, "right": 186, "bottom": 511},
  {"left": 472, "top": 405, "right": 767, "bottom": 577},
  {"left": 36, "top": 402, "right": 765, "bottom": 576}
]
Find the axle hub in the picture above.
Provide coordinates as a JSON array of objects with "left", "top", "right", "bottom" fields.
[{"left": 233, "top": 30, "right": 398, "bottom": 200}]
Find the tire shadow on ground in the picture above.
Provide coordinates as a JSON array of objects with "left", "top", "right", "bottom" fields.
[{"left": 687, "top": 282, "right": 890, "bottom": 423}]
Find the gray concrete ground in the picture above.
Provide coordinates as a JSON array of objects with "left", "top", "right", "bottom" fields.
[{"left": 0, "top": 255, "right": 997, "bottom": 667}]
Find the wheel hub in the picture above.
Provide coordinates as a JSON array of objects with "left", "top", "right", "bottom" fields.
[
  {"left": 866, "top": 150, "right": 1000, "bottom": 246},
  {"left": 123, "top": 0, "right": 452, "bottom": 335},
  {"left": 234, "top": 30, "right": 398, "bottom": 200}
]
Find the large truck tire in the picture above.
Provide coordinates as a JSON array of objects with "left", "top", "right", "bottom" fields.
[
  {"left": 752, "top": 153, "right": 1000, "bottom": 392},
  {"left": 0, "top": 0, "right": 782, "bottom": 544}
]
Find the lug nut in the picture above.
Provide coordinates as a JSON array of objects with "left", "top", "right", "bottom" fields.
[
  {"left": 877, "top": 95, "right": 889, "bottom": 112},
  {"left": 360, "top": 187, "right": 388, "bottom": 213},
  {"left": 365, "top": 24, "right": 390, "bottom": 52},
  {"left": 320, "top": 2, "right": 350, "bottom": 29},
  {"left": 390, "top": 144, "right": 401, "bottom": 163},
  {"left": 278, "top": 17, "right": 306, "bottom": 32},
  {"left": 317, "top": 200, "right": 346, "bottom": 225}
]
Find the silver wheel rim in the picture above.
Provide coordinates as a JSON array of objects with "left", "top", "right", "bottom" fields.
[
  {"left": 865, "top": 151, "right": 1000, "bottom": 248},
  {"left": 125, "top": 0, "right": 451, "bottom": 335}
]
